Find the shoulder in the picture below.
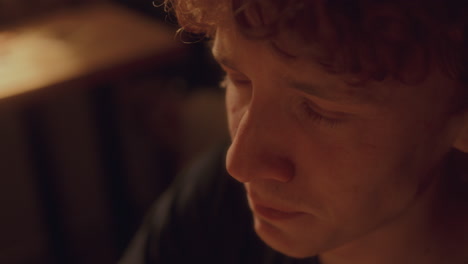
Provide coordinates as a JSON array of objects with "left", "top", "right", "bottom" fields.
[
  {"left": 143, "top": 145, "right": 269, "bottom": 263},
  {"left": 121, "top": 144, "right": 311, "bottom": 264}
]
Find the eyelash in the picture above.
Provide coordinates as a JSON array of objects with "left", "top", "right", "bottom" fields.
[
  {"left": 220, "top": 74, "right": 251, "bottom": 89},
  {"left": 220, "top": 74, "right": 341, "bottom": 128},
  {"left": 300, "top": 101, "right": 340, "bottom": 128}
]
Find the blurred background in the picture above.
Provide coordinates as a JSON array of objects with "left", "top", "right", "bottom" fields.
[{"left": 0, "top": 0, "right": 227, "bottom": 263}]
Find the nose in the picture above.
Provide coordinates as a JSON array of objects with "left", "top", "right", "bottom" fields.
[{"left": 225, "top": 97, "right": 295, "bottom": 183}]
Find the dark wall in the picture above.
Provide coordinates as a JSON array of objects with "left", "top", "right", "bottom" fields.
[{"left": 0, "top": 2, "right": 226, "bottom": 264}]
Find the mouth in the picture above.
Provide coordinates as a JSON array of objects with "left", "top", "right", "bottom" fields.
[
  {"left": 246, "top": 188, "right": 306, "bottom": 220},
  {"left": 252, "top": 202, "right": 306, "bottom": 220},
  {"left": 246, "top": 186, "right": 307, "bottom": 221}
]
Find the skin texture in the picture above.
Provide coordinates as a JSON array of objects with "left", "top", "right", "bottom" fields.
[{"left": 212, "top": 18, "right": 468, "bottom": 264}]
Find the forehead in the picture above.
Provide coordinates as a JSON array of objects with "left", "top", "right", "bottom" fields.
[{"left": 211, "top": 25, "right": 388, "bottom": 106}]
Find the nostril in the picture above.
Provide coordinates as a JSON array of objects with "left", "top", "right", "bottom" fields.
[{"left": 264, "top": 156, "right": 295, "bottom": 183}]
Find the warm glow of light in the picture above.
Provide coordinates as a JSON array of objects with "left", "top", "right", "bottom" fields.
[{"left": 0, "top": 3, "right": 177, "bottom": 101}]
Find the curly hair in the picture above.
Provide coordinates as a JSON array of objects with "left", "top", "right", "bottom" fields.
[{"left": 163, "top": 0, "right": 467, "bottom": 91}]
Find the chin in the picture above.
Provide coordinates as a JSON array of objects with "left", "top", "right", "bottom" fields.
[
  {"left": 262, "top": 235, "right": 317, "bottom": 259},
  {"left": 276, "top": 247, "right": 316, "bottom": 259},
  {"left": 254, "top": 217, "right": 319, "bottom": 259}
]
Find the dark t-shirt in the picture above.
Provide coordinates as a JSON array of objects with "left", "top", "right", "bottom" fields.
[{"left": 119, "top": 146, "right": 319, "bottom": 264}]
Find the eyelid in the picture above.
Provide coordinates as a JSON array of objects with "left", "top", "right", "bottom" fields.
[
  {"left": 220, "top": 64, "right": 249, "bottom": 78},
  {"left": 219, "top": 74, "right": 251, "bottom": 90},
  {"left": 304, "top": 98, "right": 349, "bottom": 119},
  {"left": 227, "top": 75, "right": 252, "bottom": 87},
  {"left": 220, "top": 66, "right": 252, "bottom": 86}
]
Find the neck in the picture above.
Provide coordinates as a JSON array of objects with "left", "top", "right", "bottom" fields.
[{"left": 319, "top": 167, "right": 468, "bottom": 264}]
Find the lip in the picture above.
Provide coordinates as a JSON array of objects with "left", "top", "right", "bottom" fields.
[{"left": 250, "top": 200, "right": 305, "bottom": 221}]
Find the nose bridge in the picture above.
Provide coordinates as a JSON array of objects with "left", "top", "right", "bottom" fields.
[
  {"left": 226, "top": 91, "right": 295, "bottom": 183},
  {"left": 235, "top": 93, "right": 271, "bottom": 147},
  {"left": 233, "top": 88, "right": 278, "bottom": 155}
]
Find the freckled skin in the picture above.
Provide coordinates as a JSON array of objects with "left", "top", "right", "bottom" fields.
[{"left": 213, "top": 20, "right": 468, "bottom": 264}]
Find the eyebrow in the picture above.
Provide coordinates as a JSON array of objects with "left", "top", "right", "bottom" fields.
[
  {"left": 211, "top": 44, "right": 374, "bottom": 104},
  {"left": 290, "top": 81, "right": 338, "bottom": 100},
  {"left": 211, "top": 47, "right": 242, "bottom": 72},
  {"left": 214, "top": 55, "right": 240, "bottom": 71}
]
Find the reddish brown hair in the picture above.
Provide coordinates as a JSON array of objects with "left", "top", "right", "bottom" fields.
[{"left": 163, "top": 0, "right": 467, "bottom": 89}]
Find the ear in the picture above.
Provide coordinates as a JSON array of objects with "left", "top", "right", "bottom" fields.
[{"left": 453, "top": 111, "right": 468, "bottom": 153}]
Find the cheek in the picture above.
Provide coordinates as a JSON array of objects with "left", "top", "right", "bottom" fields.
[{"left": 294, "top": 127, "right": 423, "bottom": 216}]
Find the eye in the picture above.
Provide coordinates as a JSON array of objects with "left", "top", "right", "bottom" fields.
[
  {"left": 231, "top": 76, "right": 252, "bottom": 86},
  {"left": 220, "top": 73, "right": 251, "bottom": 89},
  {"left": 300, "top": 100, "right": 341, "bottom": 128}
]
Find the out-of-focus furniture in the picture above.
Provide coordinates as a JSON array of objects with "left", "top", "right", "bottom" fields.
[
  {"left": 0, "top": 3, "right": 186, "bottom": 264},
  {"left": 0, "top": 2, "right": 180, "bottom": 102},
  {"left": 0, "top": 0, "right": 105, "bottom": 27}
]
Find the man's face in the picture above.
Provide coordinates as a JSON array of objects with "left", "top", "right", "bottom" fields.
[{"left": 212, "top": 22, "right": 461, "bottom": 258}]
